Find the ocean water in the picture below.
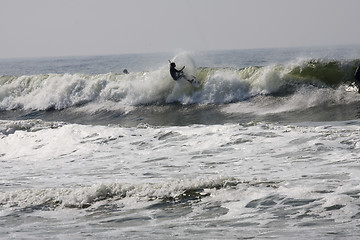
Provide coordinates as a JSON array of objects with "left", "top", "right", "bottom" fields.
[{"left": 1, "top": 46, "right": 360, "bottom": 239}]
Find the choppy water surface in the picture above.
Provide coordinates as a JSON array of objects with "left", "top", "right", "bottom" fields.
[{"left": 1, "top": 46, "right": 360, "bottom": 239}]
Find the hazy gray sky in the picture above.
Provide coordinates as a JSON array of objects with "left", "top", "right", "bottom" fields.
[{"left": 1, "top": 0, "right": 359, "bottom": 58}]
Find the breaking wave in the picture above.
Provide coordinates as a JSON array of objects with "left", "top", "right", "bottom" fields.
[
  {"left": 1, "top": 55, "right": 360, "bottom": 112},
  {"left": 0, "top": 177, "right": 244, "bottom": 210}
]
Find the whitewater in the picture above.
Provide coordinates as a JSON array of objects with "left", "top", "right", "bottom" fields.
[{"left": 1, "top": 46, "right": 360, "bottom": 239}]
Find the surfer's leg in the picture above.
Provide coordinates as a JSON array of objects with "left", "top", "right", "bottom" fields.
[
  {"left": 177, "top": 71, "right": 194, "bottom": 84},
  {"left": 184, "top": 76, "right": 193, "bottom": 83}
]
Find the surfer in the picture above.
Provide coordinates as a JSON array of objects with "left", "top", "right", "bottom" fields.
[
  {"left": 355, "top": 64, "right": 360, "bottom": 93},
  {"left": 169, "top": 60, "right": 194, "bottom": 83}
]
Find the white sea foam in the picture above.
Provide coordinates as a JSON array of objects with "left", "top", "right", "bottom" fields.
[{"left": 1, "top": 120, "right": 360, "bottom": 209}]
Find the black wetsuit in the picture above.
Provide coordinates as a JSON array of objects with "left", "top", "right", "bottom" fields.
[
  {"left": 355, "top": 65, "right": 360, "bottom": 83},
  {"left": 170, "top": 66, "right": 183, "bottom": 80}
]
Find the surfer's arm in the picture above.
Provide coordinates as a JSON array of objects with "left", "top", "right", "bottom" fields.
[{"left": 178, "top": 66, "right": 185, "bottom": 72}]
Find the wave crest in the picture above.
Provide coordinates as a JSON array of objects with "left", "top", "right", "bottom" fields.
[{"left": 1, "top": 57, "right": 359, "bottom": 111}]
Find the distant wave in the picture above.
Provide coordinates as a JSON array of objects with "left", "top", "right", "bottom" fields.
[{"left": 1, "top": 57, "right": 360, "bottom": 112}]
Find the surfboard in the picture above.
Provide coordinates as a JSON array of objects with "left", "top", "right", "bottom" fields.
[
  {"left": 184, "top": 75, "right": 200, "bottom": 88},
  {"left": 180, "top": 74, "right": 200, "bottom": 88}
]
